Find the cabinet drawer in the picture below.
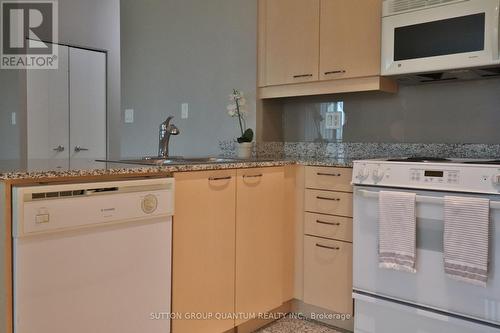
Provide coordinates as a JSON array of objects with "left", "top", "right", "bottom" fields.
[
  {"left": 305, "top": 167, "right": 352, "bottom": 192},
  {"left": 304, "top": 236, "right": 353, "bottom": 315},
  {"left": 305, "top": 190, "right": 353, "bottom": 217},
  {"left": 305, "top": 213, "right": 352, "bottom": 242}
]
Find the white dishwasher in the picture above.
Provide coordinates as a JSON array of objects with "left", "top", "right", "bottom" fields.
[{"left": 12, "top": 178, "right": 174, "bottom": 333}]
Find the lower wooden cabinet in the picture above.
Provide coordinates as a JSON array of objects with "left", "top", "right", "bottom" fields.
[
  {"left": 173, "top": 167, "right": 286, "bottom": 331},
  {"left": 235, "top": 167, "right": 285, "bottom": 325},
  {"left": 302, "top": 166, "right": 354, "bottom": 317},
  {"left": 173, "top": 170, "right": 237, "bottom": 333},
  {"left": 303, "top": 236, "right": 353, "bottom": 315}
]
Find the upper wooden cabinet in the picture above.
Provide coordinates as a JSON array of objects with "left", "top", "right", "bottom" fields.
[
  {"left": 259, "top": 0, "right": 320, "bottom": 86},
  {"left": 319, "top": 0, "right": 382, "bottom": 81},
  {"left": 258, "top": 0, "right": 396, "bottom": 98}
]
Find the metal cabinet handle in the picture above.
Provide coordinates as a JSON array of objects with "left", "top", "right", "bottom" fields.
[
  {"left": 324, "top": 70, "right": 346, "bottom": 75},
  {"left": 243, "top": 174, "right": 263, "bottom": 179},
  {"left": 317, "top": 196, "right": 340, "bottom": 201},
  {"left": 317, "top": 172, "right": 342, "bottom": 177},
  {"left": 53, "top": 145, "right": 65, "bottom": 152},
  {"left": 74, "top": 146, "right": 89, "bottom": 152},
  {"left": 209, "top": 176, "right": 232, "bottom": 181},
  {"left": 316, "top": 220, "right": 341, "bottom": 226},
  {"left": 316, "top": 243, "right": 340, "bottom": 251},
  {"left": 293, "top": 74, "right": 313, "bottom": 78}
]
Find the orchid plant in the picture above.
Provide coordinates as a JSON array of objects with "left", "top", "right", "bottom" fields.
[{"left": 227, "top": 89, "right": 254, "bottom": 143}]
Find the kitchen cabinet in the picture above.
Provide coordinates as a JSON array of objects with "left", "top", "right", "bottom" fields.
[
  {"left": 235, "top": 167, "right": 285, "bottom": 325},
  {"left": 302, "top": 166, "right": 353, "bottom": 315},
  {"left": 172, "top": 170, "right": 237, "bottom": 333},
  {"left": 319, "top": 0, "right": 382, "bottom": 81},
  {"left": 173, "top": 167, "right": 286, "bottom": 331},
  {"left": 304, "top": 236, "right": 353, "bottom": 315},
  {"left": 259, "top": 0, "right": 320, "bottom": 86},
  {"left": 258, "top": 0, "right": 396, "bottom": 98},
  {"left": 27, "top": 45, "right": 106, "bottom": 171}
]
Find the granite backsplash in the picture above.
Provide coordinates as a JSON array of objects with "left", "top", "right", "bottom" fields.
[{"left": 219, "top": 141, "right": 500, "bottom": 160}]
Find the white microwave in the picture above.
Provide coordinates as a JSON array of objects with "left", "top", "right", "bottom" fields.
[{"left": 381, "top": 0, "right": 500, "bottom": 76}]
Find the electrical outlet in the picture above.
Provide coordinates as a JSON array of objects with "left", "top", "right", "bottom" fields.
[
  {"left": 181, "top": 103, "right": 189, "bottom": 119},
  {"left": 325, "top": 112, "right": 343, "bottom": 130},
  {"left": 325, "top": 113, "right": 335, "bottom": 129},
  {"left": 124, "top": 109, "right": 134, "bottom": 124},
  {"left": 332, "top": 112, "right": 343, "bottom": 129},
  {"left": 11, "top": 112, "right": 16, "bottom": 125}
]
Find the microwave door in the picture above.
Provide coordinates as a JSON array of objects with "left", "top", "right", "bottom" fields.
[{"left": 381, "top": 0, "right": 500, "bottom": 75}]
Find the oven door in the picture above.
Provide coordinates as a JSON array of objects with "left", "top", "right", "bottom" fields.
[
  {"left": 381, "top": 0, "right": 500, "bottom": 75},
  {"left": 353, "top": 186, "right": 500, "bottom": 327}
]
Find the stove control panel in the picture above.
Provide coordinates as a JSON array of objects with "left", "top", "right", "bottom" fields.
[
  {"left": 410, "top": 169, "right": 460, "bottom": 184},
  {"left": 352, "top": 160, "right": 500, "bottom": 194}
]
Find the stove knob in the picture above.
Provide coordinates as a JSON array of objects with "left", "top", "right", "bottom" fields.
[
  {"left": 373, "top": 168, "right": 385, "bottom": 183},
  {"left": 356, "top": 167, "right": 370, "bottom": 181}
]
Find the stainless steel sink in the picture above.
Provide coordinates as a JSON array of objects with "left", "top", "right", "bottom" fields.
[{"left": 118, "top": 156, "right": 244, "bottom": 166}]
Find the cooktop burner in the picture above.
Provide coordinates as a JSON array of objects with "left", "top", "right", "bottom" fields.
[
  {"left": 464, "top": 160, "right": 500, "bottom": 165},
  {"left": 387, "top": 157, "right": 452, "bottom": 163},
  {"left": 385, "top": 157, "right": 500, "bottom": 165}
]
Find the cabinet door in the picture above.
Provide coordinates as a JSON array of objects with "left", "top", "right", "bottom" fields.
[
  {"left": 173, "top": 170, "right": 236, "bottom": 333},
  {"left": 69, "top": 47, "right": 106, "bottom": 169},
  {"left": 319, "top": 0, "right": 382, "bottom": 80},
  {"left": 261, "top": 0, "right": 320, "bottom": 86},
  {"left": 304, "top": 236, "right": 353, "bottom": 315},
  {"left": 235, "top": 167, "right": 285, "bottom": 325},
  {"left": 27, "top": 45, "right": 69, "bottom": 171}
]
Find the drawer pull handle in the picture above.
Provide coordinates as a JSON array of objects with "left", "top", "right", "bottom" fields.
[
  {"left": 324, "top": 70, "right": 346, "bottom": 75},
  {"left": 317, "top": 172, "right": 342, "bottom": 177},
  {"left": 243, "top": 174, "right": 263, "bottom": 179},
  {"left": 209, "top": 176, "right": 232, "bottom": 181},
  {"left": 316, "top": 244, "right": 340, "bottom": 251},
  {"left": 293, "top": 74, "right": 313, "bottom": 78},
  {"left": 316, "top": 220, "right": 341, "bottom": 226},
  {"left": 317, "top": 196, "right": 340, "bottom": 201}
]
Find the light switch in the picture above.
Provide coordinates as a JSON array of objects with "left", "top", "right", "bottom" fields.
[
  {"left": 181, "top": 103, "right": 189, "bottom": 119},
  {"left": 11, "top": 112, "right": 16, "bottom": 125},
  {"left": 124, "top": 109, "right": 134, "bottom": 123}
]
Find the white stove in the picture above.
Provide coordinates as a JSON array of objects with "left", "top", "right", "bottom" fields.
[
  {"left": 352, "top": 157, "right": 500, "bottom": 333},
  {"left": 353, "top": 157, "right": 500, "bottom": 194}
]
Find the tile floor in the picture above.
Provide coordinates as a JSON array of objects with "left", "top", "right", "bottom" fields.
[{"left": 254, "top": 316, "right": 341, "bottom": 333}]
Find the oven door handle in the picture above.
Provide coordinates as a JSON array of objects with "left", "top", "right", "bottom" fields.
[{"left": 356, "top": 189, "right": 500, "bottom": 209}]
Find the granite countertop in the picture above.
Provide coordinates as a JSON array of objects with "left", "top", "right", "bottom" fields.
[{"left": 0, "top": 157, "right": 354, "bottom": 181}]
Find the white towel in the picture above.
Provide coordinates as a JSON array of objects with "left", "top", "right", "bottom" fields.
[
  {"left": 444, "top": 196, "right": 490, "bottom": 287},
  {"left": 379, "top": 191, "right": 417, "bottom": 273}
]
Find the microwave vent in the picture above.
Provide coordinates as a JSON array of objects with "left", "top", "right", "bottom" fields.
[
  {"left": 387, "top": 0, "right": 458, "bottom": 15},
  {"left": 393, "top": 66, "right": 500, "bottom": 85}
]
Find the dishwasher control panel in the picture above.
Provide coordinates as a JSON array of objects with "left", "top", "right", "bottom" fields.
[{"left": 13, "top": 179, "right": 175, "bottom": 237}]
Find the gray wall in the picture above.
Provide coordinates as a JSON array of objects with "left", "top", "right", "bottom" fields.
[
  {"left": 283, "top": 78, "right": 500, "bottom": 144},
  {"left": 0, "top": 0, "right": 121, "bottom": 171},
  {"left": 0, "top": 70, "right": 24, "bottom": 169},
  {"left": 120, "top": 0, "right": 257, "bottom": 158}
]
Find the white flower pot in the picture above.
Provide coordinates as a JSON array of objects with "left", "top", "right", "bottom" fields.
[{"left": 237, "top": 142, "right": 253, "bottom": 159}]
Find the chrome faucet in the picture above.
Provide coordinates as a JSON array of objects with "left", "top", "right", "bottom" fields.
[{"left": 158, "top": 116, "right": 180, "bottom": 158}]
